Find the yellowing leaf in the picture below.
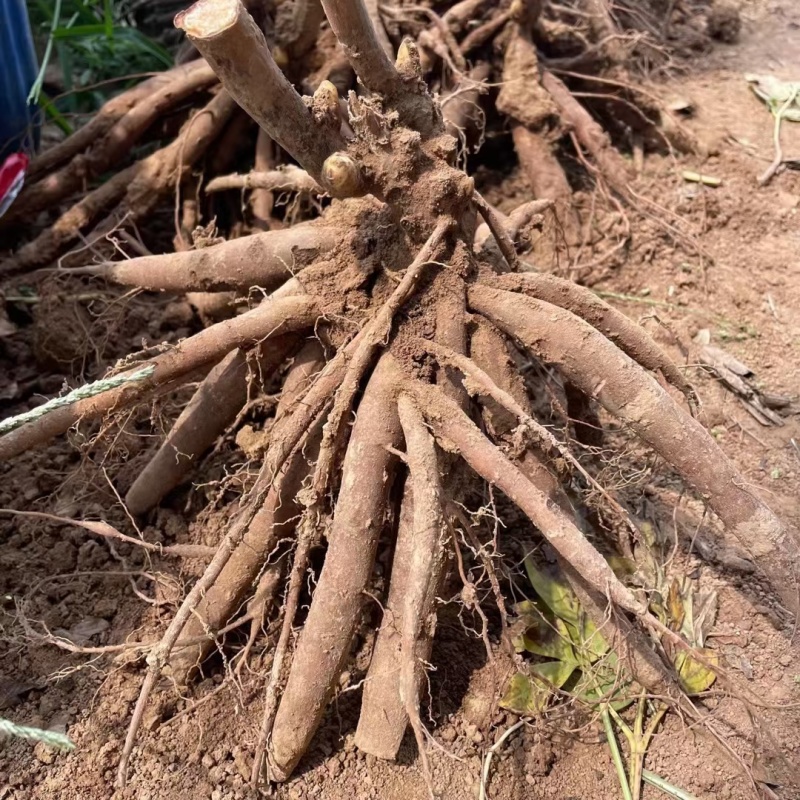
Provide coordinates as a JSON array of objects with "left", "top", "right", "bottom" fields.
[
  {"left": 675, "top": 649, "right": 718, "bottom": 694},
  {"left": 501, "top": 673, "right": 534, "bottom": 714},
  {"left": 500, "top": 672, "right": 549, "bottom": 715},
  {"left": 531, "top": 659, "right": 578, "bottom": 691},
  {"left": 500, "top": 661, "right": 578, "bottom": 716}
]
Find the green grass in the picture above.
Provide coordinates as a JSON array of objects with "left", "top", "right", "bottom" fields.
[{"left": 27, "top": 0, "right": 173, "bottom": 119}]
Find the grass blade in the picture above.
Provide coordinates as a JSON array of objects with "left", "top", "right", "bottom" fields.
[{"left": 642, "top": 770, "right": 699, "bottom": 800}]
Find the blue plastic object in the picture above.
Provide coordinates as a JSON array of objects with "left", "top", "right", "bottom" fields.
[{"left": 0, "top": 0, "right": 40, "bottom": 159}]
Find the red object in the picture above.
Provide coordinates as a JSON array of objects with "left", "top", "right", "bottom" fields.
[{"left": 0, "top": 152, "right": 29, "bottom": 218}]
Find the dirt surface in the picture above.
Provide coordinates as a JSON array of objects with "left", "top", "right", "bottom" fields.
[{"left": 2, "top": 1, "right": 800, "bottom": 798}]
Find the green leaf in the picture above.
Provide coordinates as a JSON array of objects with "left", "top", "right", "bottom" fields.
[
  {"left": 532, "top": 659, "right": 578, "bottom": 691},
  {"left": 523, "top": 558, "right": 581, "bottom": 627},
  {"left": 38, "top": 92, "right": 74, "bottom": 135},
  {"left": 747, "top": 74, "right": 800, "bottom": 105},
  {"left": 52, "top": 23, "right": 108, "bottom": 39},
  {"left": 675, "top": 649, "right": 718, "bottom": 694},
  {"left": 116, "top": 28, "right": 173, "bottom": 67},
  {"left": 516, "top": 615, "right": 578, "bottom": 662},
  {"left": 103, "top": 0, "right": 114, "bottom": 39},
  {"left": 571, "top": 615, "right": 609, "bottom": 664},
  {"left": 27, "top": 0, "right": 64, "bottom": 104}
]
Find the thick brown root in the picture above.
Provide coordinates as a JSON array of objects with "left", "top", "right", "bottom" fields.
[
  {"left": 320, "top": 0, "right": 403, "bottom": 98},
  {"left": 469, "top": 319, "right": 573, "bottom": 512},
  {"left": 90, "top": 223, "right": 335, "bottom": 293},
  {"left": 310, "top": 219, "right": 451, "bottom": 500},
  {"left": 1, "top": 91, "right": 236, "bottom": 276},
  {"left": 7, "top": 61, "right": 218, "bottom": 223},
  {"left": 0, "top": 294, "right": 318, "bottom": 461},
  {"left": 354, "top": 414, "right": 448, "bottom": 762},
  {"left": 354, "top": 272, "right": 465, "bottom": 759},
  {"left": 124, "top": 335, "right": 299, "bottom": 515},
  {"left": 1, "top": 164, "right": 135, "bottom": 277},
  {"left": 353, "top": 481, "right": 416, "bottom": 759},
  {"left": 365, "top": 0, "right": 394, "bottom": 59},
  {"left": 167, "top": 427, "right": 314, "bottom": 684},
  {"left": 6, "top": 3, "right": 792, "bottom": 792},
  {"left": 186, "top": 291, "right": 240, "bottom": 323},
  {"left": 474, "top": 198, "right": 553, "bottom": 264},
  {"left": 468, "top": 324, "right": 683, "bottom": 698},
  {"left": 579, "top": 0, "right": 628, "bottom": 63},
  {"left": 442, "top": 64, "right": 490, "bottom": 146},
  {"left": 485, "top": 272, "right": 698, "bottom": 408},
  {"left": 496, "top": 22, "right": 580, "bottom": 243},
  {"left": 473, "top": 192, "right": 521, "bottom": 272},
  {"left": 541, "top": 70, "right": 633, "bottom": 193},
  {"left": 408, "top": 379, "right": 644, "bottom": 616},
  {"left": 274, "top": 338, "right": 327, "bottom": 420},
  {"left": 268, "top": 354, "right": 405, "bottom": 781},
  {"left": 512, "top": 125, "right": 581, "bottom": 246},
  {"left": 241, "top": 339, "right": 328, "bottom": 667},
  {"left": 252, "top": 129, "right": 278, "bottom": 230},
  {"left": 469, "top": 284, "right": 798, "bottom": 615},
  {"left": 118, "top": 440, "right": 298, "bottom": 784},
  {"left": 126, "top": 350, "right": 248, "bottom": 515},
  {"left": 396, "top": 393, "right": 446, "bottom": 788},
  {"left": 277, "top": 0, "right": 327, "bottom": 60},
  {"left": 261, "top": 335, "right": 356, "bottom": 485},
  {"left": 24, "top": 60, "right": 212, "bottom": 185}
]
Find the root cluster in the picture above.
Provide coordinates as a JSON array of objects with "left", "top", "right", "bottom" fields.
[{"left": 1, "top": 0, "right": 793, "bottom": 794}]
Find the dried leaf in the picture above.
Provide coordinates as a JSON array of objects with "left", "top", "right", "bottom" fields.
[
  {"left": 691, "top": 590, "right": 718, "bottom": 647},
  {"left": 667, "top": 579, "right": 686, "bottom": 632},
  {"left": 747, "top": 74, "right": 800, "bottom": 120},
  {"left": 700, "top": 344, "right": 753, "bottom": 377},
  {"left": 698, "top": 345, "right": 785, "bottom": 427}
]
